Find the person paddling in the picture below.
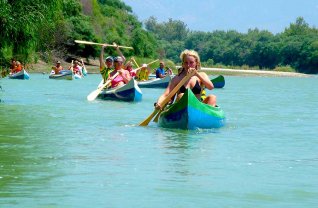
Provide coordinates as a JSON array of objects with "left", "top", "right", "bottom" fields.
[
  {"left": 9, "top": 58, "right": 16, "bottom": 74},
  {"left": 70, "top": 60, "right": 83, "bottom": 76},
  {"left": 107, "top": 56, "right": 131, "bottom": 88},
  {"left": 155, "top": 49, "right": 217, "bottom": 110},
  {"left": 124, "top": 61, "right": 136, "bottom": 78},
  {"left": 136, "top": 64, "right": 150, "bottom": 81},
  {"left": 100, "top": 43, "right": 126, "bottom": 84},
  {"left": 52, "top": 60, "right": 63, "bottom": 74},
  {"left": 10, "top": 60, "right": 23, "bottom": 74},
  {"left": 155, "top": 61, "right": 166, "bottom": 78}
]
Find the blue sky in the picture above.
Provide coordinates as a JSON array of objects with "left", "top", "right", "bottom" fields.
[{"left": 122, "top": 0, "right": 318, "bottom": 34}]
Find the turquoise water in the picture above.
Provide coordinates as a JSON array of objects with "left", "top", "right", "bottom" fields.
[{"left": 1, "top": 74, "right": 317, "bottom": 207}]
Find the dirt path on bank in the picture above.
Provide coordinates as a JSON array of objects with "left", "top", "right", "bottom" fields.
[{"left": 199, "top": 67, "right": 311, "bottom": 77}]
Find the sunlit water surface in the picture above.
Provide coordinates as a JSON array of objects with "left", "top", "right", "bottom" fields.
[{"left": 0, "top": 74, "right": 317, "bottom": 207}]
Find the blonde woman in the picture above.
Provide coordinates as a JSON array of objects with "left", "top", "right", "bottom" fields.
[
  {"left": 136, "top": 64, "right": 150, "bottom": 81},
  {"left": 155, "top": 49, "right": 216, "bottom": 110}
]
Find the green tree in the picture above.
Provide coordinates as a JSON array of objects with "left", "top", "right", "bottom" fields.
[
  {"left": 131, "top": 28, "right": 157, "bottom": 57},
  {"left": 145, "top": 17, "right": 189, "bottom": 41},
  {"left": 0, "top": 0, "right": 63, "bottom": 65}
]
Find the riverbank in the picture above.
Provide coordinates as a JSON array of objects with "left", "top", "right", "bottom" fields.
[
  {"left": 174, "top": 65, "right": 311, "bottom": 77},
  {"left": 200, "top": 67, "right": 312, "bottom": 77},
  {"left": 29, "top": 60, "right": 312, "bottom": 77}
]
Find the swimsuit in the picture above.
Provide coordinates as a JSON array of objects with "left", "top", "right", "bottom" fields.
[
  {"left": 179, "top": 80, "right": 201, "bottom": 95},
  {"left": 111, "top": 71, "right": 129, "bottom": 88}
]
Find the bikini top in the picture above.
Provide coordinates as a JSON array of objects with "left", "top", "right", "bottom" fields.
[{"left": 179, "top": 80, "right": 201, "bottom": 95}]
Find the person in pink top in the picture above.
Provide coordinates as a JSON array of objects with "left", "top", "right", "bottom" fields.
[
  {"left": 124, "top": 61, "right": 136, "bottom": 78},
  {"left": 68, "top": 60, "right": 82, "bottom": 76},
  {"left": 108, "top": 56, "right": 131, "bottom": 88}
]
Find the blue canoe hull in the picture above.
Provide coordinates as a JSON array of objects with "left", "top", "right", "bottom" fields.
[
  {"left": 98, "top": 79, "right": 142, "bottom": 102},
  {"left": 137, "top": 75, "right": 171, "bottom": 88},
  {"left": 49, "top": 70, "right": 73, "bottom": 80},
  {"left": 8, "top": 70, "right": 30, "bottom": 80}
]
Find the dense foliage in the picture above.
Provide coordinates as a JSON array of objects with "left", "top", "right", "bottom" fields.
[
  {"left": 0, "top": 0, "right": 317, "bottom": 74},
  {"left": 145, "top": 16, "right": 318, "bottom": 74},
  {"left": 0, "top": 0, "right": 157, "bottom": 70}
]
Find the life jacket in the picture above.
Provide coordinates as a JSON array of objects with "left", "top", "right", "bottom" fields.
[
  {"left": 15, "top": 64, "right": 22, "bottom": 73},
  {"left": 201, "top": 86, "right": 207, "bottom": 101},
  {"left": 137, "top": 69, "right": 149, "bottom": 81},
  {"left": 100, "top": 67, "right": 113, "bottom": 83}
]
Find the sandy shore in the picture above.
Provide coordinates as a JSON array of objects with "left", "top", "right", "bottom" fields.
[
  {"left": 29, "top": 61, "right": 312, "bottom": 78},
  {"left": 199, "top": 67, "right": 311, "bottom": 77}
]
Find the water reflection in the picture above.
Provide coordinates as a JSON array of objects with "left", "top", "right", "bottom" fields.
[{"left": 154, "top": 128, "right": 219, "bottom": 184}]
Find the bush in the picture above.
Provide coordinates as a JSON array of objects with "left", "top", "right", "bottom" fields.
[
  {"left": 273, "top": 65, "right": 295, "bottom": 72},
  {"left": 201, "top": 59, "right": 214, "bottom": 67}
]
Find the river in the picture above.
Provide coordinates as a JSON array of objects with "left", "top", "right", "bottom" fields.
[{"left": 0, "top": 74, "right": 317, "bottom": 207}]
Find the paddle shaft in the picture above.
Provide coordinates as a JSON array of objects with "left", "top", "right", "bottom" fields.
[
  {"left": 131, "top": 57, "right": 140, "bottom": 68},
  {"left": 81, "top": 59, "right": 87, "bottom": 74},
  {"left": 87, "top": 72, "right": 119, "bottom": 101},
  {"left": 75, "top": 40, "right": 133, "bottom": 50},
  {"left": 139, "top": 69, "right": 196, "bottom": 126},
  {"left": 81, "top": 59, "right": 85, "bottom": 69},
  {"left": 70, "top": 60, "right": 74, "bottom": 73},
  {"left": 132, "top": 59, "right": 159, "bottom": 73},
  {"left": 153, "top": 93, "right": 176, "bottom": 123}
]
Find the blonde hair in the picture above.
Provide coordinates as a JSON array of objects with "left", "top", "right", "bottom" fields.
[{"left": 179, "top": 49, "right": 201, "bottom": 70}]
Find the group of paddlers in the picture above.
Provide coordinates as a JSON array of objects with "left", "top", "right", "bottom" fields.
[
  {"left": 53, "top": 41, "right": 217, "bottom": 108},
  {"left": 5, "top": 41, "right": 218, "bottom": 109},
  {"left": 51, "top": 59, "right": 87, "bottom": 77},
  {"left": 99, "top": 43, "right": 172, "bottom": 88},
  {"left": 10, "top": 59, "right": 23, "bottom": 74},
  {"left": 0, "top": 59, "right": 24, "bottom": 78},
  {"left": 97, "top": 42, "right": 217, "bottom": 108}
]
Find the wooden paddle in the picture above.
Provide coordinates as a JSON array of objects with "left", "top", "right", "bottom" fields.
[
  {"left": 153, "top": 106, "right": 165, "bottom": 123},
  {"left": 139, "top": 69, "right": 196, "bottom": 126},
  {"left": 75, "top": 40, "right": 133, "bottom": 50},
  {"left": 131, "top": 57, "right": 140, "bottom": 68},
  {"left": 132, "top": 59, "right": 159, "bottom": 73},
  {"left": 87, "top": 72, "right": 119, "bottom": 101},
  {"left": 153, "top": 93, "right": 177, "bottom": 122},
  {"left": 81, "top": 59, "right": 88, "bottom": 75},
  {"left": 70, "top": 60, "right": 74, "bottom": 73}
]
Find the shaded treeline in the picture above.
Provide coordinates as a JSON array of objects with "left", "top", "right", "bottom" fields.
[
  {"left": 0, "top": 0, "right": 157, "bottom": 69},
  {"left": 145, "top": 17, "right": 318, "bottom": 74},
  {"left": 1, "top": 0, "right": 317, "bottom": 74}
]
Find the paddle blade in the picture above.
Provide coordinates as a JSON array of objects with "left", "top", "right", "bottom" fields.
[
  {"left": 87, "top": 89, "right": 100, "bottom": 101},
  {"left": 139, "top": 109, "right": 159, "bottom": 126},
  {"left": 153, "top": 109, "right": 162, "bottom": 123},
  {"left": 86, "top": 72, "right": 118, "bottom": 101}
]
